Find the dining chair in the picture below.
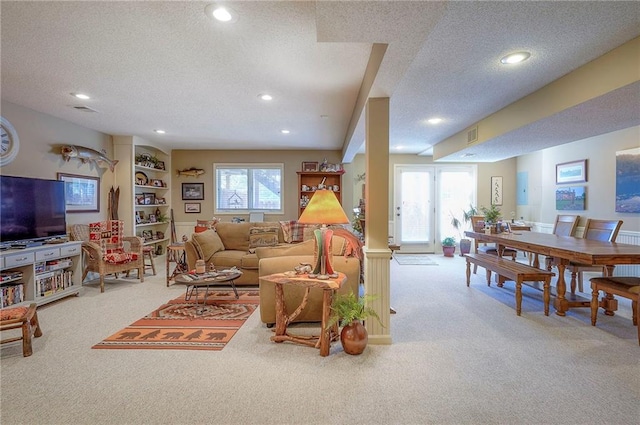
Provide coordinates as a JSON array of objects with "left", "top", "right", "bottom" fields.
[
  {"left": 568, "top": 219, "right": 623, "bottom": 293},
  {"left": 469, "top": 216, "right": 517, "bottom": 275},
  {"left": 544, "top": 214, "right": 580, "bottom": 270}
]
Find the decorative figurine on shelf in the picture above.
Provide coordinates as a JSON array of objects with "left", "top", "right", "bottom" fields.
[{"left": 320, "top": 158, "right": 328, "bottom": 171}]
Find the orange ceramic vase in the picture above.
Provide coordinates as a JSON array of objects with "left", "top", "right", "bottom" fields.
[{"left": 341, "top": 320, "right": 368, "bottom": 355}]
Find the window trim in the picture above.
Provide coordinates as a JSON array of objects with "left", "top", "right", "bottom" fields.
[{"left": 213, "top": 163, "right": 284, "bottom": 215}]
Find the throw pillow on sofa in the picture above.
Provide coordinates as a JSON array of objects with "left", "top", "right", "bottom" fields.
[
  {"left": 279, "top": 220, "right": 316, "bottom": 243},
  {"left": 191, "top": 229, "right": 225, "bottom": 263},
  {"left": 249, "top": 227, "right": 279, "bottom": 249},
  {"left": 254, "top": 239, "right": 315, "bottom": 259}
]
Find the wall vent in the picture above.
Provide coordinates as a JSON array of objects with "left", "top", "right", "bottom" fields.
[
  {"left": 467, "top": 126, "right": 478, "bottom": 144},
  {"left": 72, "top": 105, "right": 98, "bottom": 113}
]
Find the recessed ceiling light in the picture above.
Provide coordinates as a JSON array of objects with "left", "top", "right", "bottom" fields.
[
  {"left": 258, "top": 94, "right": 273, "bottom": 101},
  {"left": 72, "top": 93, "right": 90, "bottom": 100},
  {"left": 461, "top": 153, "right": 476, "bottom": 158},
  {"left": 280, "top": 129, "right": 290, "bottom": 134},
  {"left": 500, "top": 51, "right": 531, "bottom": 64},
  {"left": 205, "top": 4, "right": 238, "bottom": 23},
  {"left": 427, "top": 118, "right": 443, "bottom": 124},
  {"left": 154, "top": 129, "right": 166, "bottom": 134}
]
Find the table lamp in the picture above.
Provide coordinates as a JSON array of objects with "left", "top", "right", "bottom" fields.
[{"left": 298, "top": 189, "right": 349, "bottom": 279}]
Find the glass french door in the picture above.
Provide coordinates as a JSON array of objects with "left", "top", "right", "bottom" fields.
[
  {"left": 394, "top": 165, "right": 435, "bottom": 252},
  {"left": 437, "top": 167, "right": 476, "bottom": 245},
  {"left": 393, "top": 164, "right": 477, "bottom": 252}
]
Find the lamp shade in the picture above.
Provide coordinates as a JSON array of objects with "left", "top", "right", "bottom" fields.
[{"left": 298, "top": 189, "right": 349, "bottom": 225}]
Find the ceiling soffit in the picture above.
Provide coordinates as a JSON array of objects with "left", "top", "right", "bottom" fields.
[{"left": 434, "top": 37, "right": 640, "bottom": 162}]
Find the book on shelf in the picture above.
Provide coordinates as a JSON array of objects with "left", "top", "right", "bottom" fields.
[
  {"left": 1, "top": 283, "right": 24, "bottom": 307},
  {"left": 37, "top": 269, "right": 74, "bottom": 297},
  {"left": 1, "top": 271, "right": 24, "bottom": 282}
]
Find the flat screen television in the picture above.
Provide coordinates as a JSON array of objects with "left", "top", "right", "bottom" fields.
[{"left": 0, "top": 175, "right": 67, "bottom": 246}]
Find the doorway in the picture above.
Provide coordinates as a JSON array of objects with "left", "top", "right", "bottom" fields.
[
  {"left": 394, "top": 165, "right": 435, "bottom": 252},
  {"left": 393, "top": 164, "right": 477, "bottom": 253}
]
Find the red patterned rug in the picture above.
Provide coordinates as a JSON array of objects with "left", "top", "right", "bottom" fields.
[{"left": 93, "top": 289, "right": 259, "bottom": 351}]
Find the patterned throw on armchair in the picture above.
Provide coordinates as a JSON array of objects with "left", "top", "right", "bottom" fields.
[{"left": 70, "top": 220, "right": 144, "bottom": 293}]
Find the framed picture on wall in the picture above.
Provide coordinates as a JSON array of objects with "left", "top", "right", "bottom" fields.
[
  {"left": 57, "top": 173, "right": 100, "bottom": 212},
  {"left": 490, "top": 176, "right": 503, "bottom": 206},
  {"left": 615, "top": 147, "right": 640, "bottom": 213},
  {"left": 556, "top": 159, "right": 587, "bottom": 184},
  {"left": 182, "top": 183, "right": 204, "bottom": 200},
  {"left": 555, "top": 186, "right": 586, "bottom": 210},
  {"left": 185, "top": 202, "right": 201, "bottom": 213}
]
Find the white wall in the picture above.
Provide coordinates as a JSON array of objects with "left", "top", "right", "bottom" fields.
[{"left": 517, "top": 126, "right": 640, "bottom": 232}]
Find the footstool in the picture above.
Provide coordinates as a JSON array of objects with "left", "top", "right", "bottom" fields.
[
  {"left": 0, "top": 303, "right": 43, "bottom": 357},
  {"left": 143, "top": 246, "right": 156, "bottom": 275}
]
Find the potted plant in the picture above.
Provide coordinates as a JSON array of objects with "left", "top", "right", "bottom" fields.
[
  {"left": 441, "top": 236, "right": 457, "bottom": 257},
  {"left": 480, "top": 204, "right": 501, "bottom": 233},
  {"left": 327, "top": 291, "right": 382, "bottom": 355},
  {"left": 451, "top": 205, "right": 477, "bottom": 256},
  {"left": 463, "top": 204, "right": 479, "bottom": 225}
]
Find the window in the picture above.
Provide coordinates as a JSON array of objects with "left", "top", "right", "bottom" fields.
[{"left": 214, "top": 164, "right": 283, "bottom": 214}]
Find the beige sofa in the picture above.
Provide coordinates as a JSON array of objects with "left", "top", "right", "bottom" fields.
[
  {"left": 184, "top": 221, "right": 362, "bottom": 325},
  {"left": 184, "top": 222, "right": 286, "bottom": 286}
]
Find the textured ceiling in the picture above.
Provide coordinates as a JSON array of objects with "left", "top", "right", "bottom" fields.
[{"left": 1, "top": 1, "right": 639, "bottom": 162}]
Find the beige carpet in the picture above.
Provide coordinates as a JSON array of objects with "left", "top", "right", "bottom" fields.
[{"left": 1, "top": 256, "right": 638, "bottom": 425}]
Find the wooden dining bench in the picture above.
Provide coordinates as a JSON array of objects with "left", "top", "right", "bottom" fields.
[
  {"left": 590, "top": 276, "right": 639, "bottom": 345},
  {"left": 465, "top": 253, "right": 555, "bottom": 316}
]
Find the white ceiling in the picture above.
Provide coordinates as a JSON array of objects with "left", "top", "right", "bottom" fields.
[{"left": 1, "top": 1, "right": 639, "bottom": 162}]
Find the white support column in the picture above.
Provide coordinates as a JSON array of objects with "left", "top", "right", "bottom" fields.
[
  {"left": 364, "top": 97, "right": 391, "bottom": 344},
  {"left": 363, "top": 247, "right": 392, "bottom": 344}
]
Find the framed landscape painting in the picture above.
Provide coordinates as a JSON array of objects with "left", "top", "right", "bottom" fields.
[
  {"left": 556, "top": 159, "right": 587, "bottom": 184},
  {"left": 555, "top": 186, "right": 586, "bottom": 210},
  {"left": 615, "top": 147, "right": 640, "bottom": 213}
]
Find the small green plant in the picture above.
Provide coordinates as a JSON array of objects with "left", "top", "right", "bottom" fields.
[
  {"left": 462, "top": 204, "right": 479, "bottom": 223},
  {"left": 480, "top": 204, "right": 501, "bottom": 224},
  {"left": 327, "top": 291, "right": 382, "bottom": 329},
  {"left": 441, "top": 236, "right": 456, "bottom": 247},
  {"left": 451, "top": 204, "right": 479, "bottom": 239}
]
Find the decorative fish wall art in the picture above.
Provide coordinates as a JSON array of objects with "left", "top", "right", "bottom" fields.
[
  {"left": 61, "top": 145, "right": 119, "bottom": 172},
  {"left": 177, "top": 168, "right": 205, "bottom": 177}
]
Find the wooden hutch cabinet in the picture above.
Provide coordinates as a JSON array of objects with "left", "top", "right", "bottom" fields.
[{"left": 297, "top": 170, "right": 345, "bottom": 216}]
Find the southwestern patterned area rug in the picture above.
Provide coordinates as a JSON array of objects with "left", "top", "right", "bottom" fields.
[{"left": 93, "top": 289, "right": 259, "bottom": 351}]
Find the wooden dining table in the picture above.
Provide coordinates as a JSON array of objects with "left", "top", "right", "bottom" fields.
[{"left": 465, "top": 230, "right": 640, "bottom": 316}]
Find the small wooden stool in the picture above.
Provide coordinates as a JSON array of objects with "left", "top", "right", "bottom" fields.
[
  {"left": 1, "top": 303, "right": 43, "bottom": 357},
  {"left": 142, "top": 246, "right": 156, "bottom": 275}
]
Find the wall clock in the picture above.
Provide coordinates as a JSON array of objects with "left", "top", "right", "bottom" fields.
[{"left": 0, "top": 116, "right": 20, "bottom": 166}]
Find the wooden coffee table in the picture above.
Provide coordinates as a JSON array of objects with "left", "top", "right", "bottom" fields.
[{"left": 174, "top": 270, "right": 242, "bottom": 314}]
